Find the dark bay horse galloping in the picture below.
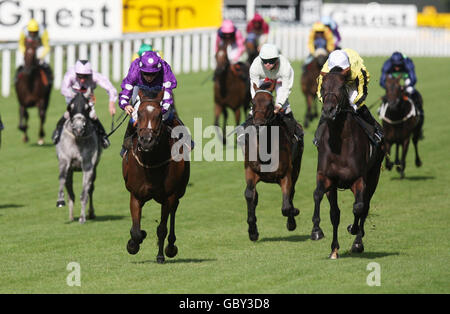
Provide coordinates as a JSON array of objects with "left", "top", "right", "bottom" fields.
[
  {"left": 300, "top": 50, "right": 328, "bottom": 128},
  {"left": 122, "top": 87, "right": 190, "bottom": 263},
  {"left": 312, "top": 70, "right": 384, "bottom": 259},
  {"left": 15, "top": 38, "right": 52, "bottom": 144},
  {"left": 214, "top": 42, "right": 251, "bottom": 143},
  {"left": 56, "top": 89, "right": 101, "bottom": 223},
  {"left": 380, "top": 75, "right": 422, "bottom": 178},
  {"left": 243, "top": 82, "right": 304, "bottom": 241}
]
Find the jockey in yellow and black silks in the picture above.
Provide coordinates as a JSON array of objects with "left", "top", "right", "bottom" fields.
[{"left": 18, "top": 19, "right": 53, "bottom": 86}]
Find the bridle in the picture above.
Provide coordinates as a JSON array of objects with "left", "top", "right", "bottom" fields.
[{"left": 252, "top": 90, "right": 277, "bottom": 125}]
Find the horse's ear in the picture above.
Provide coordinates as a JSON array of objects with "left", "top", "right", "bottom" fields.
[
  {"left": 253, "top": 83, "right": 259, "bottom": 91},
  {"left": 156, "top": 88, "right": 165, "bottom": 102},
  {"left": 268, "top": 80, "right": 276, "bottom": 92}
]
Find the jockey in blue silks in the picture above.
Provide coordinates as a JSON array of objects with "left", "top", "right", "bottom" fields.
[{"left": 380, "top": 51, "right": 424, "bottom": 136}]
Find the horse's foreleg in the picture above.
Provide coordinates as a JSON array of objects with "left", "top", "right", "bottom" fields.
[
  {"left": 57, "top": 160, "right": 69, "bottom": 208},
  {"left": 245, "top": 169, "right": 259, "bottom": 241},
  {"left": 398, "top": 138, "right": 410, "bottom": 179},
  {"left": 234, "top": 108, "right": 241, "bottom": 126},
  {"left": 349, "top": 177, "right": 366, "bottom": 254},
  {"left": 37, "top": 102, "right": 46, "bottom": 145},
  {"left": 327, "top": 188, "right": 340, "bottom": 259},
  {"left": 156, "top": 197, "right": 174, "bottom": 264},
  {"left": 412, "top": 130, "right": 422, "bottom": 167},
  {"left": 280, "top": 175, "right": 298, "bottom": 231},
  {"left": 18, "top": 106, "right": 29, "bottom": 142},
  {"left": 87, "top": 167, "right": 97, "bottom": 220},
  {"left": 79, "top": 169, "right": 94, "bottom": 224},
  {"left": 311, "top": 174, "right": 330, "bottom": 240},
  {"left": 127, "top": 194, "right": 146, "bottom": 255},
  {"left": 164, "top": 196, "right": 180, "bottom": 260},
  {"left": 65, "top": 168, "right": 75, "bottom": 222},
  {"left": 384, "top": 141, "right": 393, "bottom": 171}
]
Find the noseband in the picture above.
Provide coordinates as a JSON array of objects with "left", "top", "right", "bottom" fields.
[{"left": 252, "top": 90, "right": 277, "bottom": 125}]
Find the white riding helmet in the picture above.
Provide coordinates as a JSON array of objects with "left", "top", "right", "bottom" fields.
[
  {"left": 259, "top": 43, "right": 279, "bottom": 60},
  {"left": 75, "top": 60, "right": 93, "bottom": 75},
  {"left": 328, "top": 50, "right": 350, "bottom": 70}
]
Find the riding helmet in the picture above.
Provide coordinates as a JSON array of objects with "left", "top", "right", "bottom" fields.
[
  {"left": 75, "top": 60, "right": 93, "bottom": 75},
  {"left": 259, "top": 43, "right": 279, "bottom": 60},
  {"left": 391, "top": 52, "right": 404, "bottom": 66},
  {"left": 139, "top": 51, "right": 162, "bottom": 73},
  {"left": 27, "top": 19, "right": 39, "bottom": 32}
]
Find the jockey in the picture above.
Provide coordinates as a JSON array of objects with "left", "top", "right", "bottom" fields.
[
  {"left": 216, "top": 19, "right": 246, "bottom": 65},
  {"left": 313, "top": 48, "right": 383, "bottom": 146},
  {"left": 18, "top": 19, "right": 53, "bottom": 86},
  {"left": 237, "top": 43, "right": 303, "bottom": 145},
  {"left": 118, "top": 50, "right": 189, "bottom": 157},
  {"left": 320, "top": 16, "right": 341, "bottom": 50},
  {"left": 246, "top": 13, "right": 270, "bottom": 52},
  {"left": 303, "top": 22, "right": 335, "bottom": 69},
  {"left": 53, "top": 60, "right": 118, "bottom": 148},
  {"left": 380, "top": 51, "right": 424, "bottom": 130}
]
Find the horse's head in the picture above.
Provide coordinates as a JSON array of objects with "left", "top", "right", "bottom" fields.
[
  {"left": 136, "top": 86, "right": 164, "bottom": 152},
  {"left": 215, "top": 43, "right": 230, "bottom": 75},
  {"left": 320, "top": 69, "right": 349, "bottom": 121},
  {"left": 252, "top": 81, "right": 276, "bottom": 126},
  {"left": 24, "top": 38, "right": 39, "bottom": 70},
  {"left": 385, "top": 75, "right": 404, "bottom": 110},
  {"left": 68, "top": 88, "right": 91, "bottom": 138}
]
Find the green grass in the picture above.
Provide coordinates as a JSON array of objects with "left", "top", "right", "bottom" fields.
[{"left": 0, "top": 57, "right": 449, "bottom": 293}]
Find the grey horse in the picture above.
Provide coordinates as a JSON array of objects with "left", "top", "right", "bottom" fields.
[{"left": 55, "top": 90, "right": 102, "bottom": 223}]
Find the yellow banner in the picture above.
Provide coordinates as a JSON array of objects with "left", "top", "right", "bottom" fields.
[
  {"left": 417, "top": 6, "right": 450, "bottom": 29},
  {"left": 123, "top": 0, "right": 223, "bottom": 32}
]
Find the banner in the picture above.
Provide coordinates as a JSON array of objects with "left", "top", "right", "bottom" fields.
[
  {"left": 321, "top": 3, "right": 417, "bottom": 28},
  {"left": 123, "top": 0, "right": 222, "bottom": 33},
  {"left": 0, "top": 0, "right": 122, "bottom": 42}
]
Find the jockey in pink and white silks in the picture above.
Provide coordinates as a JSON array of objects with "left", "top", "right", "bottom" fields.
[
  {"left": 215, "top": 19, "right": 246, "bottom": 65},
  {"left": 52, "top": 60, "right": 118, "bottom": 148}
]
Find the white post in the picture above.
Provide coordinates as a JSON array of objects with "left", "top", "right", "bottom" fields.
[
  {"left": 90, "top": 43, "right": 99, "bottom": 72},
  {"left": 1, "top": 49, "right": 11, "bottom": 97},
  {"left": 182, "top": 33, "right": 191, "bottom": 73},
  {"left": 122, "top": 39, "right": 132, "bottom": 77},
  {"left": 192, "top": 33, "right": 200, "bottom": 72},
  {"left": 210, "top": 31, "right": 216, "bottom": 69},
  {"left": 78, "top": 43, "right": 88, "bottom": 60},
  {"left": 101, "top": 42, "right": 110, "bottom": 78},
  {"left": 201, "top": 33, "right": 209, "bottom": 71},
  {"left": 246, "top": 0, "right": 255, "bottom": 21},
  {"left": 67, "top": 44, "right": 76, "bottom": 69},
  {"left": 173, "top": 35, "right": 182, "bottom": 74},
  {"left": 163, "top": 36, "right": 173, "bottom": 67},
  {"left": 112, "top": 41, "right": 121, "bottom": 82},
  {"left": 54, "top": 45, "right": 63, "bottom": 90}
]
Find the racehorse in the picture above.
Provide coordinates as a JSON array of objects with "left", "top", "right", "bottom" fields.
[
  {"left": 15, "top": 37, "right": 52, "bottom": 145},
  {"left": 245, "top": 38, "right": 258, "bottom": 64},
  {"left": 300, "top": 50, "right": 328, "bottom": 128},
  {"left": 214, "top": 42, "right": 251, "bottom": 144},
  {"left": 379, "top": 75, "right": 422, "bottom": 178},
  {"left": 243, "top": 81, "right": 304, "bottom": 241},
  {"left": 122, "top": 86, "right": 190, "bottom": 263},
  {"left": 311, "top": 70, "right": 384, "bottom": 259},
  {"left": 56, "top": 89, "right": 101, "bottom": 224}
]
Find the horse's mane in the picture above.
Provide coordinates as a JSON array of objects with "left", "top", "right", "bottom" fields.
[{"left": 137, "top": 85, "right": 163, "bottom": 99}]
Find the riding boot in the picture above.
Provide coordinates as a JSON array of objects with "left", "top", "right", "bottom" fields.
[
  {"left": 312, "top": 114, "right": 326, "bottom": 147},
  {"left": 281, "top": 112, "right": 304, "bottom": 144},
  {"left": 52, "top": 116, "right": 67, "bottom": 145},
  {"left": 92, "top": 119, "right": 110, "bottom": 149},
  {"left": 357, "top": 105, "right": 383, "bottom": 144},
  {"left": 120, "top": 121, "right": 136, "bottom": 158}
]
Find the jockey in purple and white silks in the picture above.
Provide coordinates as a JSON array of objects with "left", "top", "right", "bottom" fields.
[
  {"left": 52, "top": 59, "right": 118, "bottom": 148},
  {"left": 118, "top": 50, "right": 189, "bottom": 157}
]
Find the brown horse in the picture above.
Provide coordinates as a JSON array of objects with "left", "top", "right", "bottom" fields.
[
  {"left": 380, "top": 75, "right": 422, "bottom": 178},
  {"left": 245, "top": 39, "right": 258, "bottom": 64},
  {"left": 15, "top": 38, "right": 52, "bottom": 144},
  {"left": 311, "top": 70, "right": 384, "bottom": 259},
  {"left": 122, "top": 86, "right": 190, "bottom": 263},
  {"left": 214, "top": 42, "right": 251, "bottom": 143},
  {"left": 243, "top": 81, "right": 304, "bottom": 241},
  {"left": 300, "top": 51, "right": 328, "bottom": 128}
]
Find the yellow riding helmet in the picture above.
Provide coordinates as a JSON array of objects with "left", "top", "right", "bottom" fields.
[
  {"left": 27, "top": 19, "right": 39, "bottom": 32},
  {"left": 312, "top": 22, "right": 326, "bottom": 32}
]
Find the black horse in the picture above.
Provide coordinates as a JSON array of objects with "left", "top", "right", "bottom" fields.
[{"left": 312, "top": 70, "right": 384, "bottom": 259}]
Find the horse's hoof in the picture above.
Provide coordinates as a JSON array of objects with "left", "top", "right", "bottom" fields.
[
  {"left": 165, "top": 245, "right": 178, "bottom": 258},
  {"left": 292, "top": 208, "right": 300, "bottom": 216},
  {"left": 56, "top": 200, "right": 66, "bottom": 207},
  {"left": 249, "top": 231, "right": 259, "bottom": 242},
  {"left": 87, "top": 213, "right": 96, "bottom": 220},
  {"left": 351, "top": 242, "right": 364, "bottom": 254},
  {"left": 286, "top": 218, "right": 296, "bottom": 231},
  {"left": 347, "top": 224, "right": 357, "bottom": 235},
  {"left": 329, "top": 250, "right": 339, "bottom": 259},
  {"left": 156, "top": 255, "right": 165, "bottom": 264},
  {"left": 416, "top": 159, "right": 422, "bottom": 167},
  {"left": 79, "top": 216, "right": 86, "bottom": 224},
  {"left": 127, "top": 239, "right": 140, "bottom": 255},
  {"left": 37, "top": 139, "right": 44, "bottom": 146},
  {"left": 311, "top": 229, "right": 324, "bottom": 241}
]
